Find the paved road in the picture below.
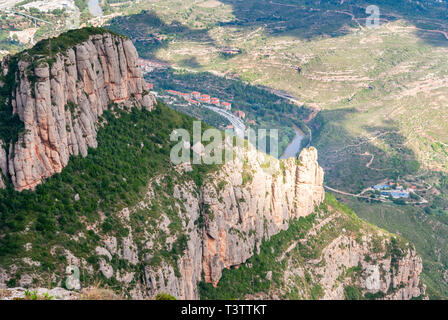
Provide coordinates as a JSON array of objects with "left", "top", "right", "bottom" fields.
[
  {"left": 204, "top": 105, "right": 246, "bottom": 138},
  {"left": 1, "top": 8, "right": 53, "bottom": 25},
  {"left": 324, "top": 185, "right": 428, "bottom": 205}
]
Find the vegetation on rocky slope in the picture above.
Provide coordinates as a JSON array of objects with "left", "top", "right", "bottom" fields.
[
  {"left": 18, "top": 27, "right": 125, "bottom": 59},
  {"left": 199, "top": 193, "right": 419, "bottom": 300},
  {"left": 0, "top": 101, "right": 217, "bottom": 291},
  {"left": 102, "top": 0, "right": 448, "bottom": 299},
  {"left": 0, "top": 57, "right": 24, "bottom": 148},
  {"left": 345, "top": 196, "right": 448, "bottom": 299},
  {"left": 0, "top": 1, "right": 438, "bottom": 298}
]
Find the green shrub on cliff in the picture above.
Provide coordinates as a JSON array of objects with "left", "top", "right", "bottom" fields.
[
  {"left": 155, "top": 292, "right": 177, "bottom": 300},
  {"left": 0, "top": 101, "right": 220, "bottom": 290},
  {"left": 21, "top": 27, "right": 125, "bottom": 59}
]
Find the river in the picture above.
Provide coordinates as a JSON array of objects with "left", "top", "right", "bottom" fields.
[
  {"left": 88, "top": 0, "right": 103, "bottom": 17},
  {"left": 280, "top": 129, "right": 304, "bottom": 160}
]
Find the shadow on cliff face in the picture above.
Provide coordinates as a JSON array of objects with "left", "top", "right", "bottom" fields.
[
  {"left": 218, "top": 0, "right": 448, "bottom": 46},
  {"left": 106, "top": 10, "right": 216, "bottom": 61},
  {"left": 310, "top": 107, "right": 420, "bottom": 194}
]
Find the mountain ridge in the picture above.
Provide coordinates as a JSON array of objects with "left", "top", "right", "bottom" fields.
[
  {"left": 0, "top": 28, "right": 426, "bottom": 300},
  {"left": 0, "top": 28, "right": 155, "bottom": 191}
]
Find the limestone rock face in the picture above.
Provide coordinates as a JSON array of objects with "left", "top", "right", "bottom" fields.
[
  {"left": 0, "top": 141, "right": 7, "bottom": 188},
  {"left": 316, "top": 234, "right": 425, "bottom": 300},
  {"left": 202, "top": 147, "right": 325, "bottom": 286},
  {"left": 0, "top": 33, "right": 155, "bottom": 191},
  {"left": 87, "top": 147, "right": 325, "bottom": 300}
]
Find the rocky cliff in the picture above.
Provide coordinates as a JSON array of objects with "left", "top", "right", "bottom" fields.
[
  {"left": 88, "top": 146, "right": 424, "bottom": 300},
  {"left": 0, "top": 146, "right": 425, "bottom": 300},
  {"left": 0, "top": 29, "right": 425, "bottom": 300},
  {"left": 137, "top": 147, "right": 325, "bottom": 299},
  {"left": 201, "top": 147, "right": 324, "bottom": 287},
  {"left": 200, "top": 191, "right": 425, "bottom": 300},
  {"left": 0, "top": 29, "right": 155, "bottom": 191}
]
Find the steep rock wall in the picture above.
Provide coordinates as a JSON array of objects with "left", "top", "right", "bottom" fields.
[
  {"left": 0, "top": 33, "right": 155, "bottom": 190},
  {"left": 141, "top": 147, "right": 324, "bottom": 298},
  {"left": 317, "top": 234, "right": 424, "bottom": 300},
  {"left": 0, "top": 146, "right": 425, "bottom": 300},
  {"left": 201, "top": 147, "right": 324, "bottom": 286}
]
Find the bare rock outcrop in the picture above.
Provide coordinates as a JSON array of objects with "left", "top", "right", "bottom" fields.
[
  {"left": 315, "top": 234, "right": 425, "bottom": 300},
  {"left": 88, "top": 147, "right": 325, "bottom": 299},
  {"left": 0, "top": 30, "right": 425, "bottom": 301},
  {"left": 0, "top": 31, "right": 155, "bottom": 191},
  {"left": 0, "top": 145, "right": 426, "bottom": 300},
  {"left": 202, "top": 147, "right": 325, "bottom": 286}
]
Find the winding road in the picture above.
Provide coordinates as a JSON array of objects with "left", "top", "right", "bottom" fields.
[{"left": 204, "top": 105, "right": 246, "bottom": 138}]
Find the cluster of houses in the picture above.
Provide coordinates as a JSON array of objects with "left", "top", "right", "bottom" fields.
[
  {"left": 166, "top": 90, "right": 234, "bottom": 111},
  {"left": 136, "top": 59, "right": 257, "bottom": 126},
  {"left": 1, "top": 16, "right": 31, "bottom": 31},
  {"left": 372, "top": 182, "right": 415, "bottom": 199}
]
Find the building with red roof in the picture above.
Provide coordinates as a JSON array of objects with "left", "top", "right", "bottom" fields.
[
  {"left": 201, "top": 94, "right": 211, "bottom": 103},
  {"left": 179, "top": 92, "right": 191, "bottom": 100},
  {"left": 222, "top": 102, "right": 232, "bottom": 110},
  {"left": 188, "top": 99, "right": 200, "bottom": 105}
]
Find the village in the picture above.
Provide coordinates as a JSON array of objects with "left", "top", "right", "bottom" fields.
[
  {"left": 363, "top": 180, "right": 429, "bottom": 204},
  {"left": 371, "top": 182, "right": 413, "bottom": 199},
  {"left": 139, "top": 58, "right": 256, "bottom": 133},
  {"left": 326, "top": 179, "right": 431, "bottom": 206}
]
